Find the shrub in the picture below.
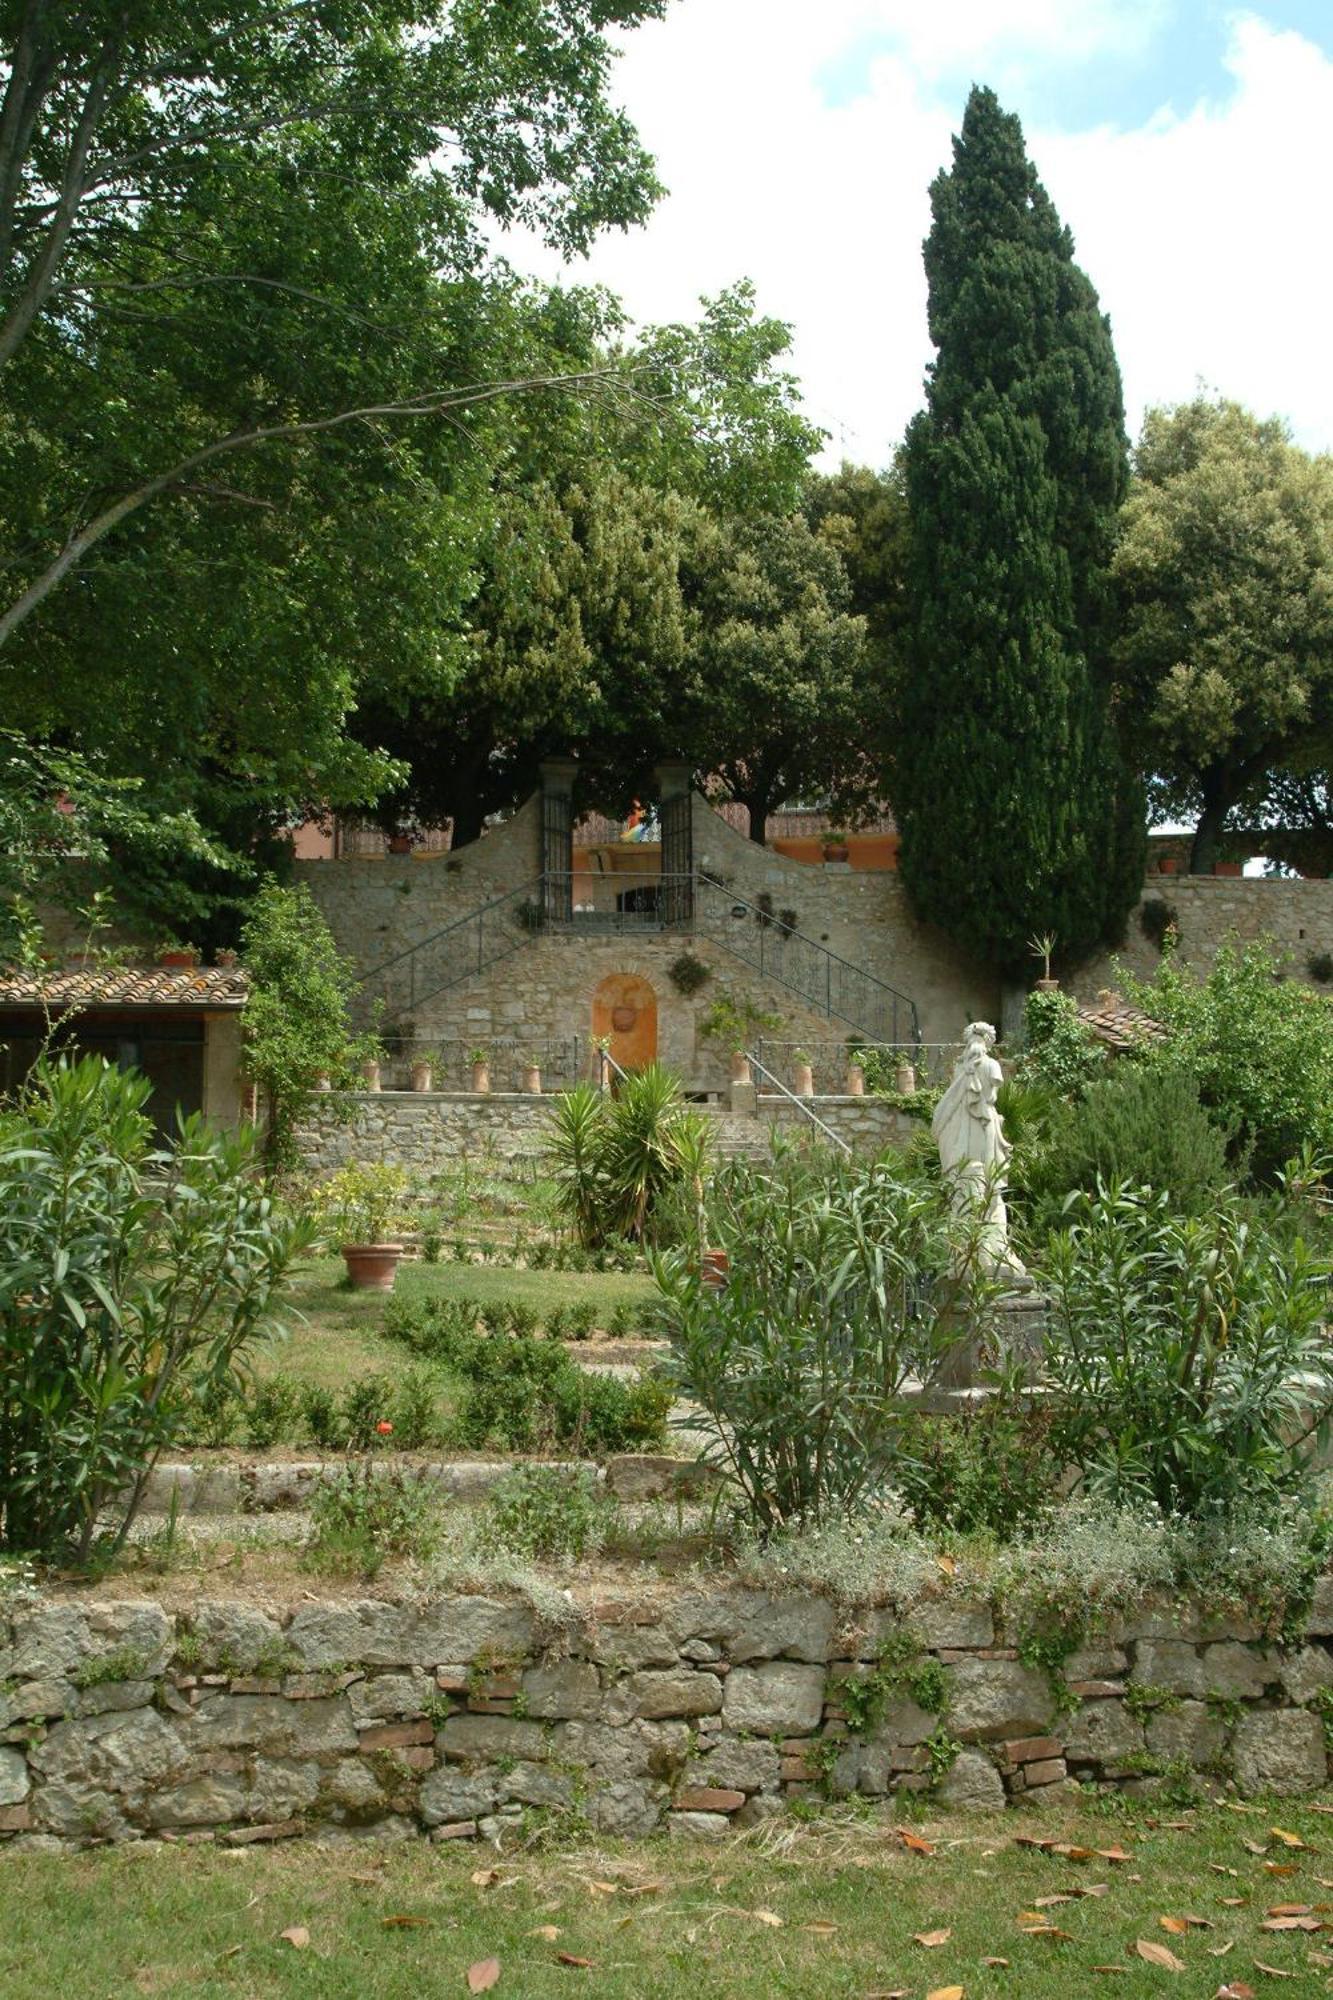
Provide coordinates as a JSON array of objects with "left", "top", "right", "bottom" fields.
[
  {"left": 566, "top": 1301, "right": 596, "bottom": 1342},
  {"left": 306, "top": 1462, "right": 443, "bottom": 1577},
  {"left": 0, "top": 1057, "right": 309, "bottom": 1558},
  {"left": 1016, "top": 988, "right": 1104, "bottom": 1098},
  {"left": 341, "top": 1374, "right": 397, "bottom": 1449},
  {"left": 301, "top": 1384, "right": 343, "bottom": 1452},
  {"left": 1308, "top": 951, "right": 1333, "bottom": 986},
  {"left": 477, "top": 1465, "right": 613, "bottom": 1562},
  {"left": 1040, "top": 1182, "right": 1333, "bottom": 1518},
  {"left": 895, "top": 1386, "right": 1063, "bottom": 1541},
  {"left": 654, "top": 1153, "right": 983, "bottom": 1535},
  {"left": 1140, "top": 896, "right": 1178, "bottom": 952},
  {"left": 1015, "top": 1063, "right": 1236, "bottom": 1233},
  {"left": 1124, "top": 938, "right": 1333, "bottom": 1181},
  {"left": 507, "top": 1302, "right": 540, "bottom": 1340},
  {"left": 607, "top": 1300, "right": 637, "bottom": 1341},
  {"left": 393, "top": 1367, "right": 443, "bottom": 1450},
  {"left": 543, "top": 1065, "right": 710, "bottom": 1247},
  {"left": 667, "top": 952, "right": 711, "bottom": 997},
  {"left": 544, "top": 1305, "right": 569, "bottom": 1342},
  {"left": 310, "top": 1162, "right": 411, "bottom": 1246},
  {"left": 245, "top": 1377, "right": 301, "bottom": 1450}
]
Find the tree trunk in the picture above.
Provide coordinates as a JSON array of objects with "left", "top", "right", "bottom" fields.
[
  {"left": 1190, "top": 795, "right": 1231, "bottom": 874},
  {"left": 744, "top": 788, "right": 774, "bottom": 843},
  {"left": 449, "top": 787, "right": 486, "bottom": 851}
]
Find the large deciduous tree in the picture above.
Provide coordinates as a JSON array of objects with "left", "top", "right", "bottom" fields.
[
  {"left": 1113, "top": 397, "right": 1333, "bottom": 874},
  {"left": 892, "top": 86, "right": 1140, "bottom": 973}
]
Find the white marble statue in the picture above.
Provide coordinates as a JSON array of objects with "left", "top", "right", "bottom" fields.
[{"left": 931, "top": 1021, "right": 1026, "bottom": 1279}]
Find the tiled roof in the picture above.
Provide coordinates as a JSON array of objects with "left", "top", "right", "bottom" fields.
[
  {"left": 0, "top": 964, "right": 250, "bottom": 1010},
  {"left": 1077, "top": 991, "right": 1166, "bottom": 1052}
]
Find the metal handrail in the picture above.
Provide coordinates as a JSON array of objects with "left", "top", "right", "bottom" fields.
[
  {"left": 745, "top": 1049, "right": 852, "bottom": 1156},
  {"left": 356, "top": 877, "right": 543, "bottom": 1016},
  {"left": 595, "top": 1044, "right": 630, "bottom": 1093}
]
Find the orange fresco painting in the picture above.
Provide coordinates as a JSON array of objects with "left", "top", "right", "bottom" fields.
[{"left": 591, "top": 972, "right": 657, "bottom": 1071}]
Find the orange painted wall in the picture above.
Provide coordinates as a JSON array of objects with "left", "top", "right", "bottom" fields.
[
  {"left": 590, "top": 972, "right": 658, "bottom": 1072},
  {"left": 770, "top": 833, "right": 900, "bottom": 871}
]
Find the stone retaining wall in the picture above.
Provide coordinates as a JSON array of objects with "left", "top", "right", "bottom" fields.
[{"left": 4, "top": 1580, "right": 1333, "bottom": 1847}]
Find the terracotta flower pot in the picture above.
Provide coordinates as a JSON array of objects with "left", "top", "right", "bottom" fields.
[
  {"left": 1034, "top": 976, "right": 1059, "bottom": 992},
  {"left": 360, "top": 1058, "right": 381, "bottom": 1091},
  {"left": 895, "top": 1062, "right": 916, "bottom": 1094},
  {"left": 822, "top": 843, "right": 849, "bottom": 865},
  {"left": 313, "top": 1070, "right": 332, "bottom": 1093},
  {"left": 410, "top": 1061, "right": 433, "bottom": 1093},
  {"left": 794, "top": 1062, "right": 815, "bottom": 1097},
  {"left": 388, "top": 834, "right": 412, "bottom": 855},
  {"left": 846, "top": 1063, "right": 865, "bottom": 1096},
  {"left": 471, "top": 1061, "right": 491, "bottom": 1094},
  {"left": 215, "top": 948, "right": 238, "bottom": 969},
  {"left": 730, "top": 1051, "right": 751, "bottom": 1085},
  {"left": 701, "top": 1247, "right": 729, "bottom": 1290},
  {"left": 523, "top": 1065, "right": 542, "bottom": 1095},
  {"left": 341, "top": 1244, "right": 403, "bottom": 1291},
  {"left": 159, "top": 949, "right": 197, "bottom": 969},
  {"left": 1214, "top": 860, "right": 1243, "bottom": 877},
  {"left": 1158, "top": 856, "right": 1180, "bottom": 875}
]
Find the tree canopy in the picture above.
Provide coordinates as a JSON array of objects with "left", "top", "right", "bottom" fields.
[
  {"left": 1113, "top": 397, "right": 1333, "bottom": 874},
  {"left": 891, "top": 85, "right": 1140, "bottom": 973}
]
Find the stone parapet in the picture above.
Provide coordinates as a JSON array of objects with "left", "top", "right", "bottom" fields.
[{"left": 3, "top": 1582, "right": 1331, "bottom": 1847}]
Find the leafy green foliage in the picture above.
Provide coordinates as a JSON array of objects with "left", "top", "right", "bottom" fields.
[
  {"left": 1016, "top": 989, "right": 1106, "bottom": 1098},
  {"left": 543, "top": 1066, "right": 710, "bottom": 1247},
  {"left": 1040, "top": 1183, "right": 1333, "bottom": 1518},
  {"left": 893, "top": 86, "right": 1140, "bottom": 969},
  {"left": 309, "top": 1163, "right": 413, "bottom": 1246},
  {"left": 305, "top": 1461, "right": 444, "bottom": 1578},
  {"left": 0, "top": 1057, "right": 310, "bottom": 1557},
  {"left": 654, "top": 1154, "right": 983, "bottom": 1535},
  {"left": 241, "top": 881, "right": 376, "bottom": 1171},
  {"left": 1113, "top": 397, "right": 1333, "bottom": 871},
  {"left": 1124, "top": 939, "right": 1333, "bottom": 1180},
  {"left": 896, "top": 1389, "right": 1063, "bottom": 1541},
  {"left": 477, "top": 1464, "right": 613, "bottom": 1563},
  {"left": 1015, "top": 1064, "right": 1236, "bottom": 1236}
]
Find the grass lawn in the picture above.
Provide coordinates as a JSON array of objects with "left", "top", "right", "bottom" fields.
[
  {"left": 4, "top": 1798, "right": 1333, "bottom": 1997},
  {"left": 266, "top": 1258, "right": 660, "bottom": 1394}
]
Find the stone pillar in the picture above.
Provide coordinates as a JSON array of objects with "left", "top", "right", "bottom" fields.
[
  {"left": 201, "top": 1012, "right": 244, "bottom": 1130},
  {"left": 539, "top": 757, "right": 578, "bottom": 922},
  {"left": 654, "top": 760, "right": 694, "bottom": 926}
]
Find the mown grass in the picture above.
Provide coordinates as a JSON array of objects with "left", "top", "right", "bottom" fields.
[
  {"left": 263, "top": 1257, "right": 659, "bottom": 1393},
  {"left": 4, "top": 1797, "right": 1333, "bottom": 1997}
]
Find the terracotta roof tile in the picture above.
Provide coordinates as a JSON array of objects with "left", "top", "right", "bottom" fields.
[
  {"left": 0, "top": 964, "right": 250, "bottom": 1010},
  {"left": 1077, "top": 991, "right": 1166, "bottom": 1052}
]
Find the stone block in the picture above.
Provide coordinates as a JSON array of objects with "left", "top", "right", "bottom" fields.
[
  {"left": 1278, "top": 1647, "right": 1333, "bottom": 1705},
  {"left": 1062, "top": 1699, "right": 1144, "bottom": 1766},
  {"left": 606, "top": 1669, "right": 722, "bottom": 1724},
  {"left": 357, "top": 1720, "right": 433, "bottom": 1750},
  {"left": 999, "top": 1736, "right": 1062, "bottom": 1767},
  {"left": 667, "top": 1589, "right": 834, "bottom": 1664},
  {"left": 1145, "top": 1701, "right": 1226, "bottom": 1769},
  {"left": 190, "top": 1694, "right": 356, "bottom": 1758},
  {"left": 885, "top": 1597, "right": 994, "bottom": 1651},
  {"left": 0, "top": 1749, "right": 30, "bottom": 1806},
  {"left": 1305, "top": 1575, "right": 1333, "bottom": 1636},
  {"left": 146, "top": 1774, "right": 248, "bottom": 1829},
  {"left": 500, "top": 1762, "right": 575, "bottom": 1809},
  {"left": 589, "top": 1778, "right": 661, "bottom": 1837},
  {"left": 689, "top": 1737, "right": 780, "bottom": 1793},
  {"left": 669, "top": 1810, "right": 730, "bottom": 1838},
  {"left": 1200, "top": 1642, "right": 1274, "bottom": 1701},
  {"left": 722, "top": 1663, "right": 825, "bottom": 1735},
  {"left": 945, "top": 1658, "right": 1053, "bottom": 1741},
  {"left": 1130, "top": 1641, "right": 1205, "bottom": 1698},
  {"left": 420, "top": 1767, "right": 499, "bottom": 1826},
  {"left": 1233, "top": 1709, "right": 1327, "bottom": 1795},
  {"left": 439, "top": 1713, "right": 547, "bottom": 1763},
  {"left": 936, "top": 1750, "right": 1005, "bottom": 1811},
  {"left": 605, "top": 1456, "right": 721, "bottom": 1501},
  {"left": 348, "top": 1672, "right": 430, "bottom": 1725},
  {"left": 31, "top": 1707, "right": 188, "bottom": 1798},
  {"left": 185, "top": 1603, "right": 287, "bottom": 1676},
  {"left": 519, "top": 1661, "right": 601, "bottom": 1721},
  {"left": 78, "top": 1682, "right": 156, "bottom": 1717},
  {"left": 1065, "top": 1642, "right": 1129, "bottom": 1681},
  {"left": 1020, "top": 1758, "right": 1066, "bottom": 1788}
]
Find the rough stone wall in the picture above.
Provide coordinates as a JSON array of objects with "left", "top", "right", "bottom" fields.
[
  {"left": 1079, "top": 876, "right": 1333, "bottom": 1000},
  {"left": 295, "top": 1091, "right": 917, "bottom": 1176},
  {"left": 4, "top": 1581, "right": 1333, "bottom": 1847}
]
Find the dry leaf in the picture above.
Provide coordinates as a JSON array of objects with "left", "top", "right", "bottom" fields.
[
  {"left": 382, "top": 1916, "right": 433, "bottom": 1930},
  {"left": 471, "top": 1869, "right": 502, "bottom": 1889},
  {"left": 864, "top": 1991, "right": 908, "bottom": 1999},
  {"left": 1266, "top": 1902, "right": 1314, "bottom": 1917},
  {"left": 981, "top": 1957, "right": 1009, "bottom": 1967},
  {"left": 1161, "top": 1916, "right": 1191, "bottom": 1935},
  {"left": 1212, "top": 1865, "right": 1241, "bottom": 1878},
  {"left": 937, "top": 1553, "right": 957, "bottom": 1574},
  {"left": 530, "top": 1926, "right": 561, "bottom": 1942},
  {"left": 1208, "top": 1942, "right": 1236, "bottom": 1957},
  {"left": 926, "top": 1988, "right": 965, "bottom": 2000},
  {"left": 1215, "top": 1986, "right": 1257, "bottom": 1999},
  {"left": 1090, "top": 1967, "right": 1132, "bottom": 1975},
  {"left": 1033, "top": 1894, "right": 1075, "bottom": 1907},
  {"left": 621, "top": 1883, "right": 664, "bottom": 1898},
  {"left": 751, "top": 1909, "right": 783, "bottom": 1928},
  {"left": 555, "top": 1953, "right": 594, "bottom": 1969},
  {"left": 801, "top": 1922, "right": 838, "bottom": 1936},
  {"left": 1262, "top": 1864, "right": 1298, "bottom": 1878},
  {"left": 586, "top": 1881, "right": 619, "bottom": 1897},
  {"left": 1097, "top": 1846, "right": 1134, "bottom": 1864},
  {"left": 898, "top": 1828, "right": 935, "bottom": 1856},
  {"left": 467, "top": 1962, "right": 501, "bottom": 1994},
  {"left": 1219, "top": 1898, "right": 1248, "bottom": 1907},
  {"left": 1250, "top": 1962, "right": 1294, "bottom": 1978},
  {"left": 1261, "top": 1916, "right": 1323, "bottom": 1932},
  {"left": 913, "top": 1928, "right": 952, "bottom": 1948},
  {"left": 1019, "top": 1923, "right": 1072, "bottom": 1940},
  {"left": 1135, "top": 1938, "right": 1187, "bottom": 1971},
  {"left": 279, "top": 1927, "right": 309, "bottom": 1950},
  {"left": 1242, "top": 1841, "right": 1269, "bottom": 1857},
  {"left": 1270, "top": 1829, "right": 1315, "bottom": 1851}
]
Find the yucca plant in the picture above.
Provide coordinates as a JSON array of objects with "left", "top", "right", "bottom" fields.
[
  {"left": 543, "top": 1082, "right": 610, "bottom": 1247},
  {"left": 600, "top": 1063, "right": 689, "bottom": 1243}
]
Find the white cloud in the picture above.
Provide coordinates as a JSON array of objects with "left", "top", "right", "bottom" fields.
[{"left": 514, "top": 4, "right": 1333, "bottom": 466}]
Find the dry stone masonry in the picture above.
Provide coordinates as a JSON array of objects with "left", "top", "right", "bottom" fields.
[{"left": 4, "top": 1579, "right": 1333, "bottom": 1847}]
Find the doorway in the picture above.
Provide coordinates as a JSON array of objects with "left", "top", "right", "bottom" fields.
[{"left": 591, "top": 973, "right": 657, "bottom": 1072}]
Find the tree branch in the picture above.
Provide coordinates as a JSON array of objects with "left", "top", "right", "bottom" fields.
[
  {"left": 0, "top": 0, "right": 58, "bottom": 281},
  {"left": 0, "top": 367, "right": 654, "bottom": 650}
]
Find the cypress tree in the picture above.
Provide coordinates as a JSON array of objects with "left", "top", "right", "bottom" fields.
[{"left": 893, "top": 86, "right": 1142, "bottom": 975}]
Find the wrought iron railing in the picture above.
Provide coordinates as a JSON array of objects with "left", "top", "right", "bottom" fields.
[
  {"left": 745, "top": 1050, "right": 852, "bottom": 1155},
  {"left": 375, "top": 1035, "right": 583, "bottom": 1093},
  {"left": 355, "top": 878, "right": 544, "bottom": 1022}
]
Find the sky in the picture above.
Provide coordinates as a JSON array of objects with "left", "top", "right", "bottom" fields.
[{"left": 517, "top": 0, "right": 1333, "bottom": 469}]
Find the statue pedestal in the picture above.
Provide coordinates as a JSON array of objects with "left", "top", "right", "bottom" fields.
[{"left": 934, "top": 1283, "right": 1047, "bottom": 1390}]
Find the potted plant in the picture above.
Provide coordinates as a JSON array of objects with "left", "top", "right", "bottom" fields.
[
  {"left": 410, "top": 1049, "right": 434, "bottom": 1092},
  {"left": 470, "top": 1046, "right": 491, "bottom": 1093},
  {"left": 895, "top": 1058, "right": 917, "bottom": 1094},
  {"left": 387, "top": 826, "right": 413, "bottom": 855},
  {"left": 1028, "top": 930, "right": 1059, "bottom": 992},
  {"left": 214, "top": 947, "right": 238, "bottom": 969},
  {"left": 522, "top": 1052, "right": 542, "bottom": 1095},
  {"left": 313, "top": 1162, "right": 412, "bottom": 1290},
  {"left": 157, "top": 938, "right": 199, "bottom": 969},
  {"left": 822, "top": 828, "right": 851, "bottom": 864},
  {"left": 699, "top": 994, "right": 780, "bottom": 1084},
  {"left": 845, "top": 1058, "right": 865, "bottom": 1096},
  {"left": 792, "top": 1050, "right": 814, "bottom": 1096},
  {"left": 360, "top": 1052, "right": 382, "bottom": 1091}
]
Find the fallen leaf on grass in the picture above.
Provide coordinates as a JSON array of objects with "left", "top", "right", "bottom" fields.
[
  {"left": 1136, "top": 1938, "right": 1186, "bottom": 1971},
  {"left": 1242, "top": 1841, "right": 1269, "bottom": 1857},
  {"left": 864, "top": 1991, "right": 908, "bottom": 1999},
  {"left": 1097, "top": 1846, "right": 1134, "bottom": 1864},
  {"left": 530, "top": 1926, "right": 561, "bottom": 1943},
  {"left": 1262, "top": 1864, "right": 1299, "bottom": 1878},
  {"left": 1033, "top": 1894, "right": 1075, "bottom": 1907},
  {"left": 897, "top": 1828, "right": 935, "bottom": 1856},
  {"left": 1208, "top": 1942, "right": 1236, "bottom": 1957},
  {"left": 279, "top": 1927, "right": 309, "bottom": 1950},
  {"left": 471, "top": 1869, "right": 502, "bottom": 1889},
  {"left": 467, "top": 1962, "right": 500, "bottom": 1994},
  {"left": 1270, "top": 1829, "right": 1316, "bottom": 1851},
  {"left": 751, "top": 1909, "right": 784, "bottom": 1928},
  {"left": 937, "top": 1554, "right": 957, "bottom": 1575},
  {"left": 926, "top": 1987, "right": 965, "bottom": 2000},
  {"left": 1251, "top": 1962, "right": 1294, "bottom": 1978},
  {"left": 981, "top": 1956, "right": 1009, "bottom": 1967},
  {"left": 1211, "top": 1865, "right": 1241, "bottom": 1878},
  {"left": 1262, "top": 1916, "right": 1324, "bottom": 1932},
  {"left": 585, "top": 1881, "right": 619, "bottom": 1897},
  {"left": 1215, "top": 1986, "right": 1257, "bottom": 1999},
  {"left": 801, "top": 1922, "right": 838, "bottom": 1937},
  {"left": 555, "top": 1953, "right": 594, "bottom": 1969},
  {"left": 1219, "top": 1898, "right": 1248, "bottom": 1907},
  {"left": 382, "top": 1916, "right": 433, "bottom": 1930},
  {"left": 913, "top": 1928, "right": 952, "bottom": 1948},
  {"left": 620, "top": 1882, "right": 664, "bottom": 1898},
  {"left": 1162, "top": 1913, "right": 1214, "bottom": 1931},
  {"left": 1018, "top": 1923, "right": 1071, "bottom": 1940}
]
